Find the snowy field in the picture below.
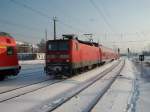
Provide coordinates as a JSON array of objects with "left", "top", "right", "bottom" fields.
[
  {"left": 92, "top": 59, "right": 136, "bottom": 112},
  {"left": 0, "top": 60, "right": 119, "bottom": 112},
  {"left": 132, "top": 59, "right": 150, "bottom": 112},
  {"left": 19, "top": 60, "right": 45, "bottom": 65},
  {"left": 0, "top": 60, "right": 47, "bottom": 94},
  {"left": 0, "top": 59, "right": 141, "bottom": 112}
]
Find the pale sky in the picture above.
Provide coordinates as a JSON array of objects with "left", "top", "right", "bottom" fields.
[{"left": 1, "top": 0, "right": 150, "bottom": 53}]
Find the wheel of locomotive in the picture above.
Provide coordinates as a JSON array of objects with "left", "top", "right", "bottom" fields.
[{"left": 71, "top": 69, "right": 77, "bottom": 75}]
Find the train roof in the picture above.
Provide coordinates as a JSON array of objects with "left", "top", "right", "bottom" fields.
[
  {"left": 0, "top": 32, "right": 13, "bottom": 38},
  {"left": 62, "top": 34, "right": 99, "bottom": 47},
  {"left": 0, "top": 32, "right": 16, "bottom": 45},
  {"left": 77, "top": 40, "right": 99, "bottom": 47},
  {"left": 47, "top": 38, "right": 99, "bottom": 47}
]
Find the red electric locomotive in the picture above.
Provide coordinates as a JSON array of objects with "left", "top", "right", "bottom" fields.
[
  {"left": 0, "top": 32, "right": 21, "bottom": 80},
  {"left": 45, "top": 34, "right": 119, "bottom": 77}
]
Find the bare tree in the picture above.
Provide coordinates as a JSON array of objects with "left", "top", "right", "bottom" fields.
[{"left": 37, "top": 39, "right": 46, "bottom": 53}]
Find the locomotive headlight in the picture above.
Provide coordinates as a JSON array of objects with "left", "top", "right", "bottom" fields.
[
  {"left": 60, "top": 54, "right": 69, "bottom": 58},
  {"left": 66, "top": 59, "right": 70, "bottom": 62},
  {"left": 47, "top": 55, "right": 56, "bottom": 58},
  {"left": 47, "top": 54, "right": 69, "bottom": 59}
]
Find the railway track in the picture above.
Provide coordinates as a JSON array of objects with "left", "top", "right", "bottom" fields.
[
  {"left": 0, "top": 79, "right": 64, "bottom": 103},
  {"left": 21, "top": 65, "right": 44, "bottom": 71},
  {"left": 1, "top": 60, "right": 112, "bottom": 93},
  {"left": 0, "top": 60, "right": 122, "bottom": 112},
  {"left": 5, "top": 67, "right": 44, "bottom": 81},
  {"left": 33, "top": 60, "right": 124, "bottom": 112},
  {"left": 85, "top": 60, "right": 125, "bottom": 112},
  {"left": 17, "top": 70, "right": 44, "bottom": 78}
]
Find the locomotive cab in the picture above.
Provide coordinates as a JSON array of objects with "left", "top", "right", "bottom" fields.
[
  {"left": 45, "top": 35, "right": 72, "bottom": 76},
  {"left": 0, "top": 32, "right": 21, "bottom": 80}
]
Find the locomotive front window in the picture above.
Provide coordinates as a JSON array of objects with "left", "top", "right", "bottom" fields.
[
  {"left": 48, "top": 41, "right": 69, "bottom": 51},
  {"left": 59, "top": 41, "right": 69, "bottom": 51},
  {"left": 7, "top": 47, "right": 14, "bottom": 55},
  {"left": 48, "top": 42, "right": 58, "bottom": 51}
]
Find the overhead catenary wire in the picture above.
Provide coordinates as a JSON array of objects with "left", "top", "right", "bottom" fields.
[
  {"left": 89, "top": 0, "right": 115, "bottom": 33},
  {"left": 0, "top": 27, "right": 40, "bottom": 40},
  {"left": 0, "top": 18, "right": 41, "bottom": 32},
  {"left": 10, "top": 0, "right": 85, "bottom": 34},
  {"left": 102, "top": 40, "right": 150, "bottom": 44},
  {"left": 59, "top": 20, "right": 84, "bottom": 33},
  {"left": 10, "top": 0, "right": 52, "bottom": 19}
]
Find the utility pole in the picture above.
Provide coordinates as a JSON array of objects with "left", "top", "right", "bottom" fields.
[
  {"left": 127, "top": 48, "right": 130, "bottom": 58},
  {"left": 53, "top": 16, "right": 57, "bottom": 40},
  {"left": 45, "top": 29, "right": 47, "bottom": 41},
  {"left": 118, "top": 48, "right": 120, "bottom": 54},
  {"left": 105, "top": 32, "right": 107, "bottom": 40}
]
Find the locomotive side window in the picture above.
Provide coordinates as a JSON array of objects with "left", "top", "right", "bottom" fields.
[
  {"left": 7, "top": 47, "right": 14, "bottom": 55},
  {"left": 48, "top": 41, "right": 69, "bottom": 51}
]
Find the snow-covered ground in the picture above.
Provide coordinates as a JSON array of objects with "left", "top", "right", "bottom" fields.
[
  {"left": 0, "top": 60, "right": 119, "bottom": 112},
  {"left": 51, "top": 59, "right": 137, "bottom": 112},
  {"left": 19, "top": 60, "right": 45, "bottom": 65},
  {"left": 133, "top": 59, "right": 150, "bottom": 112},
  {"left": 51, "top": 60, "right": 124, "bottom": 112},
  {"left": 0, "top": 60, "right": 47, "bottom": 93},
  {"left": 0, "top": 59, "right": 142, "bottom": 112},
  {"left": 92, "top": 59, "right": 137, "bottom": 112}
]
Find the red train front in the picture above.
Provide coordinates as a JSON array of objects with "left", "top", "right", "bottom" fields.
[
  {"left": 0, "top": 32, "right": 21, "bottom": 80},
  {"left": 45, "top": 34, "right": 100, "bottom": 77},
  {"left": 45, "top": 34, "right": 119, "bottom": 77}
]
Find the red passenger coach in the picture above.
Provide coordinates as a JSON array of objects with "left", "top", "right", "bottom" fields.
[
  {"left": 100, "top": 45, "right": 119, "bottom": 63},
  {"left": 0, "top": 32, "right": 21, "bottom": 80},
  {"left": 45, "top": 34, "right": 119, "bottom": 77}
]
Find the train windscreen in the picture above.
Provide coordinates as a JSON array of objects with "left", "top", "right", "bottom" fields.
[
  {"left": 7, "top": 47, "right": 14, "bottom": 55},
  {"left": 48, "top": 41, "right": 69, "bottom": 51},
  {"left": 0, "top": 32, "right": 13, "bottom": 38}
]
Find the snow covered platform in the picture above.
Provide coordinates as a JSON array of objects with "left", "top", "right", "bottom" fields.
[
  {"left": 0, "top": 59, "right": 139, "bottom": 112},
  {"left": 133, "top": 58, "right": 150, "bottom": 112},
  {"left": 91, "top": 59, "right": 137, "bottom": 112},
  {"left": 19, "top": 60, "right": 45, "bottom": 65}
]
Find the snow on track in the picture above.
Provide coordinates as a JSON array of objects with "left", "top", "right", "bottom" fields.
[
  {"left": 91, "top": 59, "right": 136, "bottom": 112},
  {"left": 51, "top": 60, "right": 124, "bottom": 112},
  {"left": 0, "top": 60, "right": 46, "bottom": 93},
  {"left": 0, "top": 60, "right": 119, "bottom": 112},
  {"left": 0, "top": 79, "right": 61, "bottom": 103},
  {"left": 132, "top": 58, "right": 150, "bottom": 112},
  {"left": 19, "top": 60, "right": 44, "bottom": 65},
  {"left": 0, "top": 71, "right": 47, "bottom": 93}
]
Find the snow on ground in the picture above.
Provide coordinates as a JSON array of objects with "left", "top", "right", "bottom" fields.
[
  {"left": 133, "top": 59, "right": 150, "bottom": 112},
  {"left": 0, "top": 59, "right": 46, "bottom": 93},
  {"left": 51, "top": 60, "right": 124, "bottom": 112},
  {"left": 91, "top": 59, "right": 137, "bottom": 112},
  {"left": 0, "top": 70, "right": 48, "bottom": 93},
  {"left": 0, "top": 60, "right": 119, "bottom": 112},
  {"left": 19, "top": 60, "right": 45, "bottom": 65},
  {"left": 19, "top": 59, "right": 45, "bottom": 74}
]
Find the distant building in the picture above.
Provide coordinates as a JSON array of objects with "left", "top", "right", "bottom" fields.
[{"left": 16, "top": 41, "right": 38, "bottom": 53}]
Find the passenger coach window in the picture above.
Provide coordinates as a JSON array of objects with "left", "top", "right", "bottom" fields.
[{"left": 7, "top": 47, "right": 14, "bottom": 55}]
